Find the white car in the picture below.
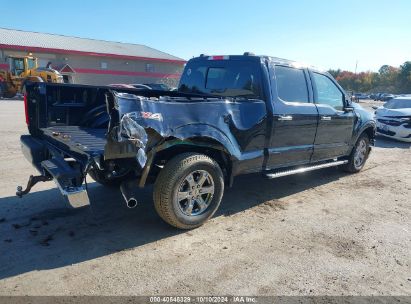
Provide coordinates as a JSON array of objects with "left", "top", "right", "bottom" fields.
[{"left": 374, "top": 97, "right": 411, "bottom": 142}]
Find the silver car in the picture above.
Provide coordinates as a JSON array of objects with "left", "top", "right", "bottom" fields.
[{"left": 375, "top": 97, "right": 411, "bottom": 142}]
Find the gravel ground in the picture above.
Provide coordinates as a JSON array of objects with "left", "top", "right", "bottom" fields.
[{"left": 0, "top": 99, "right": 410, "bottom": 296}]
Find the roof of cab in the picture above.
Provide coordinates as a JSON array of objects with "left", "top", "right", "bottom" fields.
[{"left": 190, "top": 54, "right": 324, "bottom": 72}]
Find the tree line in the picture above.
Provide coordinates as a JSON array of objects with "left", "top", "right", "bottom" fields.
[{"left": 328, "top": 61, "right": 411, "bottom": 94}]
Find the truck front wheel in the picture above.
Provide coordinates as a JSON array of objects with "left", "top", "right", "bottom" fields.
[
  {"left": 153, "top": 153, "right": 224, "bottom": 229},
  {"left": 342, "top": 133, "right": 370, "bottom": 173}
]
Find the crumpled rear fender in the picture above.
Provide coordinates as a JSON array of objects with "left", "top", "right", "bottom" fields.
[
  {"left": 103, "top": 91, "right": 268, "bottom": 187},
  {"left": 168, "top": 123, "right": 241, "bottom": 159},
  {"left": 104, "top": 91, "right": 265, "bottom": 162}
]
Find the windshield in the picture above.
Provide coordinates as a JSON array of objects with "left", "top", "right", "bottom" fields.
[
  {"left": 383, "top": 99, "right": 411, "bottom": 109},
  {"left": 27, "top": 58, "right": 36, "bottom": 70},
  {"left": 178, "top": 60, "right": 263, "bottom": 99}
]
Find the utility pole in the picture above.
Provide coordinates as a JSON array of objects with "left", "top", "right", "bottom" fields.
[{"left": 355, "top": 60, "right": 358, "bottom": 74}]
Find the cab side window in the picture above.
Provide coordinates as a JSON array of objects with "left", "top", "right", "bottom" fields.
[
  {"left": 312, "top": 72, "right": 344, "bottom": 110},
  {"left": 275, "top": 65, "right": 309, "bottom": 103}
]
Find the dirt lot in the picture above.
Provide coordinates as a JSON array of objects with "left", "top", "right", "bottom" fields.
[{"left": 0, "top": 99, "right": 410, "bottom": 296}]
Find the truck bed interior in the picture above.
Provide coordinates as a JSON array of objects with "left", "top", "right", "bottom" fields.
[
  {"left": 41, "top": 126, "right": 107, "bottom": 155},
  {"left": 29, "top": 84, "right": 114, "bottom": 157}
]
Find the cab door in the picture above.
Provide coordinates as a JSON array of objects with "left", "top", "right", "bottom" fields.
[
  {"left": 309, "top": 71, "right": 355, "bottom": 161},
  {"left": 267, "top": 64, "right": 319, "bottom": 169}
]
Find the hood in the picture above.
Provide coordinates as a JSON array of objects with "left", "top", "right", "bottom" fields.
[
  {"left": 35, "top": 67, "right": 62, "bottom": 75},
  {"left": 352, "top": 102, "right": 374, "bottom": 122},
  {"left": 376, "top": 107, "right": 411, "bottom": 118}
]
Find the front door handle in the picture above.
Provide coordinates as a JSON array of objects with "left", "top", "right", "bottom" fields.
[
  {"left": 321, "top": 116, "right": 331, "bottom": 121},
  {"left": 277, "top": 115, "right": 293, "bottom": 121}
]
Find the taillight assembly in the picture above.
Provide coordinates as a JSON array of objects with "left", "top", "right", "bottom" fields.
[
  {"left": 24, "top": 93, "right": 29, "bottom": 125},
  {"left": 208, "top": 55, "right": 229, "bottom": 60}
]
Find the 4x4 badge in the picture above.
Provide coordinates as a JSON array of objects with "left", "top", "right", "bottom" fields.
[{"left": 140, "top": 111, "right": 163, "bottom": 121}]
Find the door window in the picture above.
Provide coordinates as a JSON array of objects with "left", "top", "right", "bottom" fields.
[
  {"left": 312, "top": 72, "right": 344, "bottom": 110},
  {"left": 274, "top": 65, "right": 309, "bottom": 103}
]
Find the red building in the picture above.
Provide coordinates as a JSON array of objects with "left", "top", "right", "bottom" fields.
[{"left": 0, "top": 27, "right": 185, "bottom": 86}]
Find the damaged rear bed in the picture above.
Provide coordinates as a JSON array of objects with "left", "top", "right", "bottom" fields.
[{"left": 19, "top": 81, "right": 264, "bottom": 209}]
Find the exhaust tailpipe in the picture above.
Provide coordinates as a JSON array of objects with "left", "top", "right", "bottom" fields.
[
  {"left": 120, "top": 179, "right": 138, "bottom": 209},
  {"left": 125, "top": 197, "right": 137, "bottom": 209}
]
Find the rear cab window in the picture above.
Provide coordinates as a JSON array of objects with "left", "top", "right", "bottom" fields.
[
  {"left": 273, "top": 65, "right": 310, "bottom": 103},
  {"left": 178, "top": 57, "right": 263, "bottom": 99}
]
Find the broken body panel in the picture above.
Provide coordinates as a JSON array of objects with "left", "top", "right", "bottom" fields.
[
  {"left": 106, "top": 92, "right": 269, "bottom": 177},
  {"left": 19, "top": 80, "right": 270, "bottom": 205}
]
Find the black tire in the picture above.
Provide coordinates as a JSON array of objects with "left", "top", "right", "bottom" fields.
[
  {"left": 88, "top": 169, "right": 128, "bottom": 187},
  {"left": 153, "top": 152, "right": 224, "bottom": 229},
  {"left": 342, "top": 134, "right": 370, "bottom": 173}
]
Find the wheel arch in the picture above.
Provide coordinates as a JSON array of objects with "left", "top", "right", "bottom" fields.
[
  {"left": 357, "top": 122, "right": 376, "bottom": 144},
  {"left": 363, "top": 125, "right": 376, "bottom": 142},
  {"left": 150, "top": 137, "right": 234, "bottom": 186}
]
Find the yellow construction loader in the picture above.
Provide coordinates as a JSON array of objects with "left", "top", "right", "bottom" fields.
[{"left": 0, "top": 55, "right": 63, "bottom": 98}]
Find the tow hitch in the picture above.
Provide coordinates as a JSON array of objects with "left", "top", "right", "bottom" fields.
[{"left": 16, "top": 175, "right": 52, "bottom": 197}]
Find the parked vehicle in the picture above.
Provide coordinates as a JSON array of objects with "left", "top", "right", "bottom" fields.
[
  {"left": 130, "top": 84, "right": 153, "bottom": 90},
  {"left": 108, "top": 84, "right": 136, "bottom": 89},
  {"left": 129, "top": 83, "right": 171, "bottom": 91},
  {"left": 369, "top": 93, "right": 378, "bottom": 100},
  {"left": 374, "top": 97, "right": 411, "bottom": 142},
  {"left": 0, "top": 55, "right": 63, "bottom": 98},
  {"left": 372, "top": 92, "right": 385, "bottom": 101},
  {"left": 380, "top": 93, "right": 396, "bottom": 101},
  {"left": 353, "top": 93, "right": 369, "bottom": 101},
  {"left": 143, "top": 83, "right": 171, "bottom": 91},
  {"left": 17, "top": 54, "right": 376, "bottom": 229}
]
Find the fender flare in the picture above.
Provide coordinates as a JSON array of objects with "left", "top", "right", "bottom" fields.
[
  {"left": 352, "top": 120, "right": 376, "bottom": 145},
  {"left": 138, "top": 124, "right": 241, "bottom": 188}
]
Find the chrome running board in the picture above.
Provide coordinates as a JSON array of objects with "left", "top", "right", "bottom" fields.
[{"left": 264, "top": 160, "right": 348, "bottom": 179}]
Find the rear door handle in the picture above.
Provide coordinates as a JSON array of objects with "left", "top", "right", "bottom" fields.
[
  {"left": 321, "top": 116, "right": 331, "bottom": 121},
  {"left": 277, "top": 115, "right": 293, "bottom": 121}
]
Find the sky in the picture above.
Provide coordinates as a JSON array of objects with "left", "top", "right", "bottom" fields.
[{"left": 1, "top": 0, "right": 410, "bottom": 72}]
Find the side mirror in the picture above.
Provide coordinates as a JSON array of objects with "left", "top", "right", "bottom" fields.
[{"left": 344, "top": 106, "right": 354, "bottom": 113}]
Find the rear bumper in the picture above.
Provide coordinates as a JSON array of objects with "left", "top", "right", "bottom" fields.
[
  {"left": 20, "top": 135, "right": 48, "bottom": 173},
  {"left": 19, "top": 135, "right": 90, "bottom": 207}
]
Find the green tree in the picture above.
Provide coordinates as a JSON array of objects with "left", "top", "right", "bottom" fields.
[
  {"left": 328, "top": 62, "right": 409, "bottom": 93},
  {"left": 399, "top": 61, "right": 411, "bottom": 93},
  {"left": 328, "top": 69, "right": 342, "bottom": 79},
  {"left": 377, "top": 65, "right": 399, "bottom": 92}
]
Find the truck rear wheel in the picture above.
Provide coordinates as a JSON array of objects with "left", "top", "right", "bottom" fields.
[{"left": 153, "top": 153, "right": 224, "bottom": 229}]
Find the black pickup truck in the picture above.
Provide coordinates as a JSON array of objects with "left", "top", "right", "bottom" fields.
[{"left": 18, "top": 54, "right": 376, "bottom": 229}]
